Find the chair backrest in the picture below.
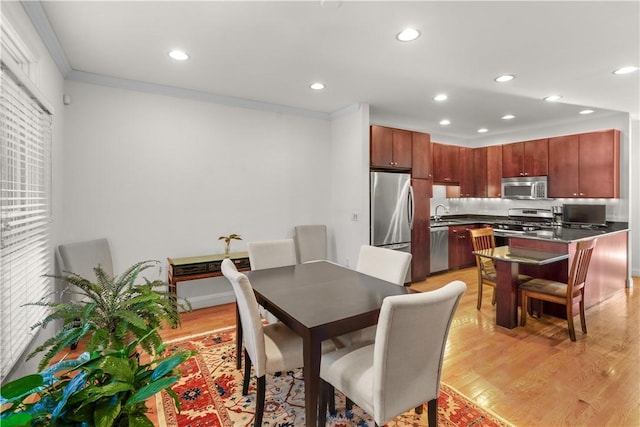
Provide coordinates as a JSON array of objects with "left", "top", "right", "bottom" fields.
[
  {"left": 356, "top": 245, "right": 412, "bottom": 286},
  {"left": 469, "top": 228, "right": 495, "bottom": 273},
  {"left": 57, "top": 238, "right": 114, "bottom": 280},
  {"left": 568, "top": 238, "right": 597, "bottom": 298},
  {"left": 372, "top": 280, "right": 467, "bottom": 424},
  {"left": 294, "top": 224, "right": 327, "bottom": 263},
  {"left": 247, "top": 239, "right": 297, "bottom": 270},
  {"left": 221, "top": 258, "right": 267, "bottom": 377}
]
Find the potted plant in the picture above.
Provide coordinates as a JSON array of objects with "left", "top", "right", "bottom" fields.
[
  {"left": 26, "top": 260, "right": 190, "bottom": 371},
  {"left": 0, "top": 330, "right": 195, "bottom": 426},
  {"left": 218, "top": 233, "right": 242, "bottom": 257}
]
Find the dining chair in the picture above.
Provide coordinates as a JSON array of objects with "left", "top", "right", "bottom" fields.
[
  {"left": 294, "top": 224, "right": 328, "bottom": 263},
  {"left": 469, "top": 228, "right": 531, "bottom": 310},
  {"left": 333, "top": 245, "right": 412, "bottom": 349},
  {"left": 519, "top": 238, "right": 597, "bottom": 341},
  {"left": 318, "top": 280, "right": 467, "bottom": 427},
  {"left": 57, "top": 238, "right": 114, "bottom": 300},
  {"left": 247, "top": 239, "right": 297, "bottom": 323},
  {"left": 220, "top": 258, "right": 304, "bottom": 426}
]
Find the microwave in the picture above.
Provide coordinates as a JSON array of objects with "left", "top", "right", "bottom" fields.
[{"left": 501, "top": 176, "right": 548, "bottom": 200}]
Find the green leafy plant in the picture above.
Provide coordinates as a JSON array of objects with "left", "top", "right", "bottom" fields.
[
  {"left": 218, "top": 233, "right": 242, "bottom": 256},
  {"left": 27, "top": 260, "right": 190, "bottom": 371},
  {"left": 0, "top": 330, "right": 195, "bottom": 427}
]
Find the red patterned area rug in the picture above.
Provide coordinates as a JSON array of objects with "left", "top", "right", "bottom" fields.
[{"left": 156, "top": 327, "right": 512, "bottom": 427}]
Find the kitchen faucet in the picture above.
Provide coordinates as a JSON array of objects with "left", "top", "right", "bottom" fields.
[{"left": 434, "top": 204, "right": 448, "bottom": 221}]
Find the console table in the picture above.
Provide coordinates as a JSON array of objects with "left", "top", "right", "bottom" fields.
[{"left": 167, "top": 251, "right": 251, "bottom": 309}]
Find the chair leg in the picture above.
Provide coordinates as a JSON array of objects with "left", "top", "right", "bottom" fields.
[
  {"left": 242, "top": 350, "right": 252, "bottom": 395},
  {"left": 579, "top": 293, "right": 587, "bottom": 334},
  {"left": 520, "top": 291, "right": 527, "bottom": 327},
  {"left": 328, "top": 384, "right": 336, "bottom": 416},
  {"left": 477, "top": 281, "right": 483, "bottom": 310},
  {"left": 318, "top": 380, "right": 328, "bottom": 425},
  {"left": 491, "top": 287, "right": 496, "bottom": 305},
  {"left": 427, "top": 398, "right": 438, "bottom": 427},
  {"left": 566, "top": 302, "right": 577, "bottom": 342},
  {"left": 346, "top": 397, "right": 353, "bottom": 411},
  {"left": 255, "top": 375, "right": 266, "bottom": 427}
]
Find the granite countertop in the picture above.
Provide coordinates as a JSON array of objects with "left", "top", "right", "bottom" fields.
[{"left": 429, "top": 215, "right": 629, "bottom": 243}]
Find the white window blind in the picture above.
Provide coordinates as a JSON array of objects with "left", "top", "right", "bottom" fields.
[{"left": 0, "top": 65, "right": 52, "bottom": 380}]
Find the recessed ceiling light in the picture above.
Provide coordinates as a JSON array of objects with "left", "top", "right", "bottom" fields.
[
  {"left": 543, "top": 95, "right": 562, "bottom": 102},
  {"left": 433, "top": 94, "right": 448, "bottom": 101},
  {"left": 439, "top": 119, "right": 451, "bottom": 125},
  {"left": 168, "top": 50, "right": 189, "bottom": 61},
  {"left": 501, "top": 114, "right": 516, "bottom": 120},
  {"left": 494, "top": 74, "right": 515, "bottom": 83},
  {"left": 477, "top": 128, "right": 488, "bottom": 133},
  {"left": 579, "top": 109, "right": 594, "bottom": 115},
  {"left": 310, "top": 82, "right": 325, "bottom": 90},
  {"left": 613, "top": 66, "right": 638, "bottom": 75},
  {"left": 396, "top": 28, "right": 420, "bottom": 42}
]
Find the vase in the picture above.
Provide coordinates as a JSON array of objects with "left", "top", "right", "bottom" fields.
[{"left": 224, "top": 243, "right": 230, "bottom": 258}]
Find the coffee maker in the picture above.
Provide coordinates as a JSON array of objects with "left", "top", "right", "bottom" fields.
[{"left": 552, "top": 205, "right": 563, "bottom": 226}]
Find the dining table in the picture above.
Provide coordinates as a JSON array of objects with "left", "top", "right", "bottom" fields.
[
  {"left": 472, "top": 245, "right": 569, "bottom": 329},
  {"left": 237, "top": 260, "right": 411, "bottom": 427}
]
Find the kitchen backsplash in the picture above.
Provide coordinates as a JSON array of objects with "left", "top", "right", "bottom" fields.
[{"left": 430, "top": 185, "right": 628, "bottom": 222}]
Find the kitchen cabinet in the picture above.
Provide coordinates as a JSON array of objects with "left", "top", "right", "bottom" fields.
[
  {"left": 459, "top": 147, "right": 474, "bottom": 197},
  {"left": 411, "top": 178, "right": 431, "bottom": 281},
  {"left": 473, "top": 148, "right": 488, "bottom": 197},
  {"left": 548, "top": 129, "right": 620, "bottom": 198},
  {"left": 449, "top": 224, "right": 478, "bottom": 269},
  {"left": 370, "top": 125, "right": 412, "bottom": 169},
  {"left": 502, "top": 138, "right": 548, "bottom": 178},
  {"left": 472, "top": 145, "right": 502, "bottom": 198},
  {"left": 411, "top": 131, "right": 432, "bottom": 180},
  {"left": 432, "top": 142, "right": 460, "bottom": 184}
]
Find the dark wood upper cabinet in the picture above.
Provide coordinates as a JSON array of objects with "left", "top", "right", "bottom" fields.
[
  {"left": 548, "top": 130, "right": 619, "bottom": 198},
  {"left": 432, "top": 142, "right": 460, "bottom": 184},
  {"left": 411, "top": 131, "right": 432, "bottom": 180},
  {"left": 370, "top": 125, "right": 412, "bottom": 169},
  {"left": 502, "top": 138, "right": 548, "bottom": 177},
  {"left": 486, "top": 145, "right": 503, "bottom": 198},
  {"left": 411, "top": 178, "right": 431, "bottom": 281},
  {"left": 473, "top": 147, "right": 488, "bottom": 198},
  {"left": 459, "top": 147, "right": 474, "bottom": 197}
]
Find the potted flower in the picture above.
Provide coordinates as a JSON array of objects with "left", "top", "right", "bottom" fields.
[{"left": 218, "top": 233, "right": 242, "bottom": 257}]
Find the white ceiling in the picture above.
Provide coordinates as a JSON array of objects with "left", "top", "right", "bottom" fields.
[{"left": 36, "top": 1, "right": 639, "bottom": 140}]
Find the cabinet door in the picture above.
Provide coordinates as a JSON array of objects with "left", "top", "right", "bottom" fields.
[
  {"left": 460, "top": 147, "right": 474, "bottom": 197},
  {"left": 486, "top": 145, "right": 503, "bottom": 198},
  {"left": 473, "top": 147, "right": 488, "bottom": 198},
  {"left": 370, "top": 125, "right": 394, "bottom": 168},
  {"left": 502, "top": 142, "right": 524, "bottom": 177},
  {"left": 578, "top": 130, "right": 620, "bottom": 198},
  {"left": 548, "top": 135, "right": 579, "bottom": 197},
  {"left": 411, "top": 132, "right": 432, "bottom": 180},
  {"left": 523, "top": 138, "right": 549, "bottom": 177},
  {"left": 392, "top": 129, "right": 413, "bottom": 169},
  {"left": 432, "top": 142, "right": 460, "bottom": 184},
  {"left": 411, "top": 178, "right": 430, "bottom": 281},
  {"left": 448, "top": 225, "right": 477, "bottom": 269}
]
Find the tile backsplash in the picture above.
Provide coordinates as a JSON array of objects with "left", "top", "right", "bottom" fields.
[{"left": 430, "top": 185, "right": 628, "bottom": 222}]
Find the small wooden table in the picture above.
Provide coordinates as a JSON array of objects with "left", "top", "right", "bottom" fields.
[
  {"left": 167, "top": 252, "right": 250, "bottom": 310},
  {"left": 472, "top": 246, "right": 569, "bottom": 329},
  {"left": 245, "top": 261, "right": 411, "bottom": 427}
]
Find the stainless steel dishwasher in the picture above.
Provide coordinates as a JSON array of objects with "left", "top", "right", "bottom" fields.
[{"left": 430, "top": 226, "right": 449, "bottom": 273}]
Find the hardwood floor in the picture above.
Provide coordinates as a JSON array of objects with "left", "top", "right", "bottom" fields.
[{"left": 157, "top": 268, "right": 639, "bottom": 426}]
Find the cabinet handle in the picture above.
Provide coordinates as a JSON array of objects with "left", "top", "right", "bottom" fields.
[
  {"left": 524, "top": 172, "right": 528, "bottom": 176},
  {"left": 580, "top": 192, "right": 584, "bottom": 196},
  {"left": 573, "top": 193, "right": 578, "bottom": 196}
]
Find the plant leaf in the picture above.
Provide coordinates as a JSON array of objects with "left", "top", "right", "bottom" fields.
[
  {"left": 0, "top": 374, "right": 44, "bottom": 401},
  {"left": 94, "top": 396, "right": 121, "bottom": 427},
  {"left": 0, "top": 413, "right": 33, "bottom": 427},
  {"left": 126, "top": 377, "right": 179, "bottom": 405}
]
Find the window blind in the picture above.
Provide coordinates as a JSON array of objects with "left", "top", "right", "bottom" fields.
[{"left": 0, "top": 66, "right": 52, "bottom": 380}]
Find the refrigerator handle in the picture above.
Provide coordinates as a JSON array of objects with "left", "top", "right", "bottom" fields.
[{"left": 408, "top": 184, "right": 415, "bottom": 230}]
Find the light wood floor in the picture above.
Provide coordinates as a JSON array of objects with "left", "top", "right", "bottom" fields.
[{"left": 158, "top": 268, "right": 639, "bottom": 427}]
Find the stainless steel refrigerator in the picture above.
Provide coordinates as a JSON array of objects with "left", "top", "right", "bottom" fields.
[{"left": 370, "top": 171, "right": 413, "bottom": 282}]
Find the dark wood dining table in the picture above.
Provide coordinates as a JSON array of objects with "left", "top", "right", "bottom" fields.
[
  {"left": 237, "top": 260, "right": 411, "bottom": 427},
  {"left": 472, "top": 245, "right": 569, "bottom": 329}
]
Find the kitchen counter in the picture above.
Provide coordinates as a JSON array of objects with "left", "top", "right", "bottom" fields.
[{"left": 430, "top": 215, "right": 629, "bottom": 243}]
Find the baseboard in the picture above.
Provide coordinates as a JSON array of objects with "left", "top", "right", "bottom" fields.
[{"left": 179, "top": 291, "right": 235, "bottom": 311}]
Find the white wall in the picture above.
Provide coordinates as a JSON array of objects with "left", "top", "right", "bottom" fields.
[
  {"left": 61, "top": 81, "right": 333, "bottom": 308},
  {"left": 631, "top": 119, "right": 639, "bottom": 277},
  {"left": 3, "top": 1, "right": 65, "bottom": 381}
]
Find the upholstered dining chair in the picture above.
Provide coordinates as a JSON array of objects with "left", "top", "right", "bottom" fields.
[
  {"left": 519, "top": 238, "right": 597, "bottom": 341},
  {"left": 333, "top": 245, "right": 412, "bottom": 349},
  {"left": 294, "top": 224, "right": 328, "bottom": 263},
  {"left": 57, "top": 238, "right": 114, "bottom": 300},
  {"left": 220, "top": 258, "right": 304, "bottom": 426},
  {"left": 469, "top": 228, "right": 531, "bottom": 310},
  {"left": 247, "top": 239, "right": 297, "bottom": 324},
  {"left": 318, "top": 280, "right": 467, "bottom": 427}
]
